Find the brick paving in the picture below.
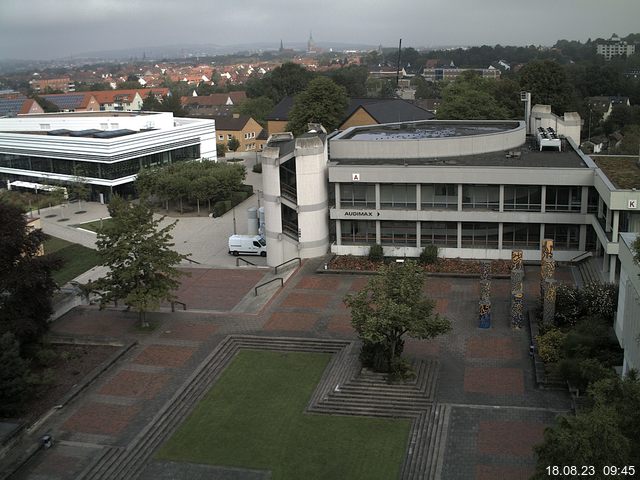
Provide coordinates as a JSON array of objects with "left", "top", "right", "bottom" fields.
[
  {"left": 477, "top": 420, "right": 546, "bottom": 456},
  {"left": 98, "top": 370, "right": 171, "bottom": 399},
  {"left": 13, "top": 261, "right": 577, "bottom": 480},
  {"left": 263, "top": 311, "right": 319, "bottom": 331},
  {"left": 133, "top": 345, "right": 196, "bottom": 368},
  {"left": 464, "top": 367, "right": 525, "bottom": 395},
  {"left": 62, "top": 401, "right": 141, "bottom": 437}
]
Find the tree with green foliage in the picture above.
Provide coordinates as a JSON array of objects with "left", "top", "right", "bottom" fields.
[
  {"left": 246, "top": 62, "right": 315, "bottom": 103},
  {"left": 0, "top": 203, "right": 60, "bottom": 348},
  {"left": 437, "top": 72, "right": 509, "bottom": 120},
  {"left": 142, "top": 91, "right": 162, "bottom": 111},
  {"left": 286, "top": 77, "right": 348, "bottom": 135},
  {"left": 344, "top": 261, "right": 451, "bottom": 373},
  {"left": 227, "top": 136, "right": 240, "bottom": 152},
  {"left": 518, "top": 59, "right": 576, "bottom": 113},
  {"left": 326, "top": 65, "right": 369, "bottom": 97},
  {"left": 235, "top": 96, "right": 274, "bottom": 127},
  {"left": 216, "top": 142, "right": 227, "bottom": 158},
  {"left": 0, "top": 332, "right": 31, "bottom": 417},
  {"left": 533, "top": 373, "right": 640, "bottom": 476},
  {"left": 413, "top": 77, "right": 442, "bottom": 100},
  {"left": 70, "top": 166, "right": 91, "bottom": 211},
  {"left": 85, "top": 197, "right": 188, "bottom": 327}
]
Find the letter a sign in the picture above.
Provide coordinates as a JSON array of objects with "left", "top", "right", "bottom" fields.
[{"left": 352, "top": 173, "right": 360, "bottom": 181}]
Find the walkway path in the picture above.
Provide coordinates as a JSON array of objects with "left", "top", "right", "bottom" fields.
[{"left": 7, "top": 259, "right": 572, "bottom": 480}]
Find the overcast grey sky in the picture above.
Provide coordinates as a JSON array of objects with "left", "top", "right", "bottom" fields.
[{"left": 0, "top": 0, "right": 638, "bottom": 60}]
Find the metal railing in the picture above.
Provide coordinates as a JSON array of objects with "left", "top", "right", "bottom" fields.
[
  {"left": 171, "top": 301, "right": 187, "bottom": 312},
  {"left": 183, "top": 257, "right": 202, "bottom": 265},
  {"left": 569, "top": 251, "right": 593, "bottom": 264},
  {"left": 254, "top": 277, "right": 283, "bottom": 296},
  {"left": 236, "top": 257, "right": 258, "bottom": 267},
  {"left": 274, "top": 257, "right": 301, "bottom": 275}
]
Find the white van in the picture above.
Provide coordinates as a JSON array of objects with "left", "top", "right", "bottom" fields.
[{"left": 228, "top": 235, "right": 267, "bottom": 257}]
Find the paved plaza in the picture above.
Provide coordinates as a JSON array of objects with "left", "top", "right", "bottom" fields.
[{"left": 7, "top": 259, "right": 572, "bottom": 480}]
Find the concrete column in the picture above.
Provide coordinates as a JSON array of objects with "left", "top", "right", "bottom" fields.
[
  {"left": 457, "top": 184, "right": 463, "bottom": 211},
  {"left": 335, "top": 183, "right": 341, "bottom": 208},
  {"left": 540, "top": 185, "right": 546, "bottom": 213},
  {"left": 598, "top": 197, "right": 603, "bottom": 219},
  {"left": 376, "top": 220, "right": 381, "bottom": 244},
  {"left": 416, "top": 184, "right": 421, "bottom": 211},
  {"left": 498, "top": 223, "right": 504, "bottom": 251},
  {"left": 612, "top": 211, "right": 620, "bottom": 240},
  {"left": 416, "top": 221, "right": 421, "bottom": 249},
  {"left": 335, "top": 219, "right": 342, "bottom": 246},
  {"left": 603, "top": 252, "right": 609, "bottom": 273},
  {"left": 609, "top": 255, "right": 617, "bottom": 283},
  {"left": 579, "top": 225, "right": 587, "bottom": 251},
  {"left": 375, "top": 183, "right": 381, "bottom": 210},
  {"left": 580, "top": 186, "right": 589, "bottom": 214},
  {"left": 499, "top": 185, "right": 504, "bottom": 213},
  {"left": 605, "top": 207, "right": 612, "bottom": 233},
  {"left": 539, "top": 224, "right": 545, "bottom": 246},
  {"left": 457, "top": 221, "right": 462, "bottom": 249}
]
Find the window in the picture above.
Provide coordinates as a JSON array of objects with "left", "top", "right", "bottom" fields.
[
  {"left": 380, "top": 184, "right": 417, "bottom": 209},
  {"left": 341, "top": 220, "right": 376, "bottom": 245},
  {"left": 587, "top": 187, "right": 599, "bottom": 213},
  {"left": 461, "top": 222, "right": 500, "bottom": 248},
  {"left": 545, "top": 186, "right": 581, "bottom": 212},
  {"left": 421, "top": 222, "right": 457, "bottom": 246},
  {"left": 380, "top": 221, "right": 416, "bottom": 246},
  {"left": 504, "top": 186, "right": 542, "bottom": 211},
  {"left": 39, "top": 124, "right": 50, "bottom": 130},
  {"left": 421, "top": 184, "right": 457, "bottom": 209},
  {"left": 544, "top": 224, "right": 579, "bottom": 249},
  {"left": 218, "top": 135, "right": 224, "bottom": 140},
  {"left": 227, "top": 134, "right": 232, "bottom": 140},
  {"left": 340, "top": 183, "right": 375, "bottom": 209},
  {"left": 502, "top": 223, "right": 540, "bottom": 248},
  {"left": 462, "top": 185, "right": 499, "bottom": 210}
]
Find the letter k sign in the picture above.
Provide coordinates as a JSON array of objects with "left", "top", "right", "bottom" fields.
[{"left": 629, "top": 199, "right": 637, "bottom": 209}]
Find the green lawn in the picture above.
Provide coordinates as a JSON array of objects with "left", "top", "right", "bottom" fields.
[
  {"left": 157, "top": 350, "right": 411, "bottom": 480},
  {"left": 43, "top": 236, "right": 101, "bottom": 286},
  {"left": 77, "top": 218, "right": 112, "bottom": 232}
]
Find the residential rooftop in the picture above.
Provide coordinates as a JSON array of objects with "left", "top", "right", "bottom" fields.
[{"left": 592, "top": 156, "right": 640, "bottom": 190}]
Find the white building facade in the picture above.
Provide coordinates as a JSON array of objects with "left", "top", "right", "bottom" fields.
[{"left": 0, "top": 111, "right": 216, "bottom": 200}]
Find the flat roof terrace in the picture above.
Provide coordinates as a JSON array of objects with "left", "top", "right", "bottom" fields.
[
  {"left": 330, "top": 136, "right": 588, "bottom": 169},
  {"left": 592, "top": 156, "right": 640, "bottom": 189},
  {"left": 343, "top": 121, "right": 520, "bottom": 141}
]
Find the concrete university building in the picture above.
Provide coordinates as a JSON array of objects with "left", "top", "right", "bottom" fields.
[
  {"left": 0, "top": 111, "right": 216, "bottom": 201},
  {"left": 260, "top": 107, "right": 640, "bottom": 285},
  {"left": 260, "top": 106, "right": 640, "bottom": 375}
]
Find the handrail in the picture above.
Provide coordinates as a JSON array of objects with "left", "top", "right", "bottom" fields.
[
  {"left": 171, "top": 301, "right": 187, "bottom": 312},
  {"left": 184, "top": 256, "right": 201, "bottom": 265},
  {"left": 236, "top": 257, "right": 257, "bottom": 267},
  {"left": 569, "top": 251, "right": 593, "bottom": 264},
  {"left": 254, "top": 277, "right": 283, "bottom": 296},
  {"left": 274, "top": 257, "right": 301, "bottom": 275}
]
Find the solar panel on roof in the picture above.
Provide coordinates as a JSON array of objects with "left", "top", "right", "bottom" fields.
[
  {"left": 0, "top": 99, "right": 26, "bottom": 116},
  {"left": 92, "top": 129, "right": 136, "bottom": 139},
  {"left": 42, "top": 94, "right": 85, "bottom": 109}
]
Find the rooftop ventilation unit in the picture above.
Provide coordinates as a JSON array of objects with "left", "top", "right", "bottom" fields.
[{"left": 536, "top": 127, "right": 561, "bottom": 151}]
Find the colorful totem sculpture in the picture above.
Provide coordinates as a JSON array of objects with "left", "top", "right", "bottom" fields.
[
  {"left": 479, "top": 261, "right": 491, "bottom": 328},
  {"left": 510, "top": 249, "right": 524, "bottom": 328}
]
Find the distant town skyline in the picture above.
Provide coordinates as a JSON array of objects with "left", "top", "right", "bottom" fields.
[{"left": 0, "top": 0, "right": 638, "bottom": 60}]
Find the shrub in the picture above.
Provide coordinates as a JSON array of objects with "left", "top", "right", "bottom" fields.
[
  {"left": 252, "top": 163, "right": 262, "bottom": 173},
  {"left": 554, "top": 284, "right": 581, "bottom": 327},
  {"left": 0, "top": 333, "right": 31, "bottom": 417},
  {"left": 368, "top": 244, "right": 384, "bottom": 262},
  {"left": 212, "top": 200, "right": 232, "bottom": 218},
  {"left": 557, "top": 357, "right": 615, "bottom": 393},
  {"left": 419, "top": 244, "right": 439, "bottom": 265},
  {"left": 581, "top": 283, "right": 618, "bottom": 321},
  {"left": 34, "top": 347, "right": 58, "bottom": 366},
  {"left": 537, "top": 329, "right": 567, "bottom": 364},
  {"left": 230, "top": 191, "right": 249, "bottom": 207}
]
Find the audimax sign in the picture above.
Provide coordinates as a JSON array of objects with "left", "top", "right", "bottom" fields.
[{"left": 344, "top": 211, "right": 380, "bottom": 217}]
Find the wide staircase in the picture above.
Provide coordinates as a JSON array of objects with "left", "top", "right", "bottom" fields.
[
  {"left": 78, "top": 335, "right": 448, "bottom": 480},
  {"left": 577, "top": 256, "right": 604, "bottom": 285}
]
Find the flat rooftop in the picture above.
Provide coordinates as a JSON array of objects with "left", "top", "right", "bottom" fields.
[
  {"left": 342, "top": 121, "right": 520, "bottom": 141},
  {"left": 592, "top": 156, "right": 640, "bottom": 189},
  {"left": 330, "top": 136, "right": 588, "bottom": 169},
  {"left": 17, "top": 111, "right": 158, "bottom": 118}
]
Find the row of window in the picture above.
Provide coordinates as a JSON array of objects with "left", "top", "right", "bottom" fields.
[
  {"left": 340, "top": 220, "right": 593, "bottom": 250},
  {"left": 339, "top": 183, "right": 598, "bottom": 213},
  {"left": 0, "top": 145, "right": 200, "bottom": 180},
  {"left": 216, "top": 132, "right": 257, "bottom": 141}
]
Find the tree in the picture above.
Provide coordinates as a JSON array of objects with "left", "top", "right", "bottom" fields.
[
  {"left": 326, "top": 65, "right": 369, "bottom": 97},
  {"left": 85, "top": 197, "right": 189, "bottom": 327},
  {"left": 246, "top": 62, "right": 315, "bottom": 103},
  {"left": 0, "top": 203, "right": 60, "bottom": 347},
  {"left": 142, "top": 91, "right": 162, "bottom": 111},
  {"left": 227, "top": 136, "right": 240, "bottom": 152},
  {"left": 70, "top": 166, "right": 91, "bottom": 211},
  {"left": 344, "top": 261, "right": 451, "bottom": 373},
  {"left": 286, "top": 77, "right": 349, "bottom": 135},
  {"left": 236, "top": 96, "right": 274, "bottom": 127},
  {"left": 518, "top": 60, "right": 576, "bottom": 114},
  {"left": 437, "top": 72, "right": 509, "bottom": 120},
  {"left": 0, "top": 332, "right": 31, "bottom": 417},
  {"left": 532, "top": 406, "right": 630, "bottom": 479}
]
